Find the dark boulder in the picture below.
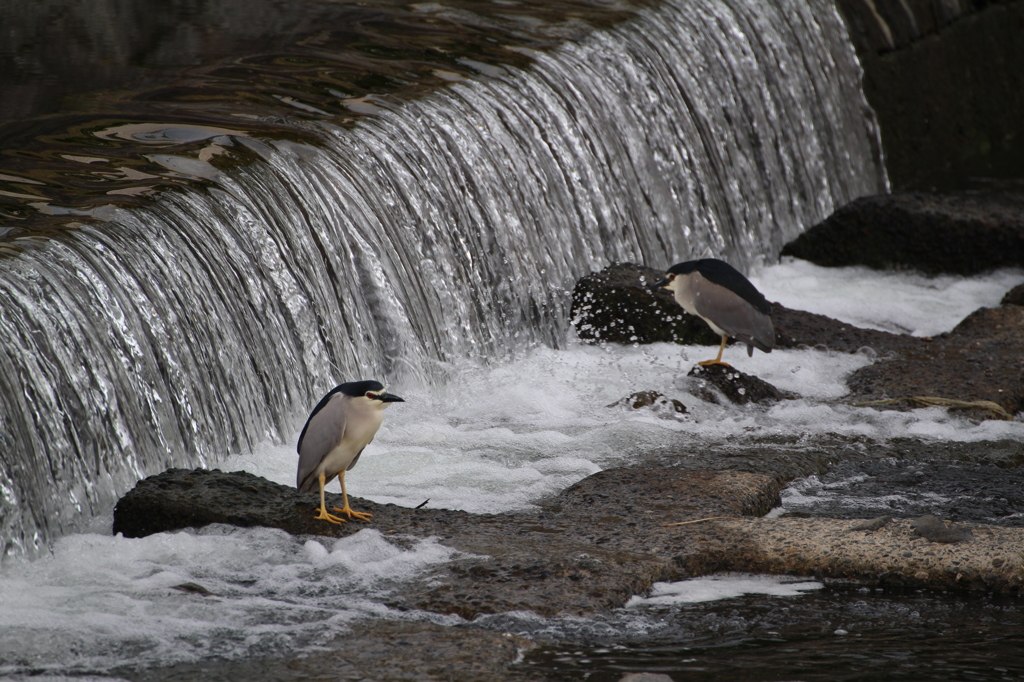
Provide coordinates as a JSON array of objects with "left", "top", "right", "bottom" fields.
[
  {"left": 1002, "top": 283, "right": 1024, "bottom": 307},
  {"left": 571, "top": 263, "right": 719, "bottom": 345},
  {"left": 780, "top": 193, "right": 1024, "bottom": 275},
  {"left": 684, "top": 364, "right": 785, "bottom": 405},
  {"left": 833, "top": 1, "right": 1024, "bottom": 191}
]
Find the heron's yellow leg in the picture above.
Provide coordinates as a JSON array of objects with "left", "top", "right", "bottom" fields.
[
  {"left": 331, "top": 470, "right": 373, "bottom": 521},
  {"left": 698, "top": 335, "right": 732, "bottom": 367},
  {"left": 313, "top": 472, "right": 347, "bottom": 524}
]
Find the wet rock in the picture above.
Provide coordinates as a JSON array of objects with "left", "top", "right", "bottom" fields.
[
  {"left": 910, "top": 515, "right": 974, "bottom": 544},
  {"left": 570, "top": 263, "right": 719, "bottom": 345},
  {"left": 114, "top": 466, "right": 1024, "bottom": 634},
  {"left": 780, "top": 192, "right": 1024, "bottom": 275},
  {"left": 114, "top": 467, "right": 780, "bottom": 618},
  {"left": 684, "top": 517, "right": 1024, "bottom": 595},
  {"left": 607, "top": 390, "right": 687, "bottom": 416},
  {"left": 1002, "top": 283, "right": 1024, "bottom": 306},
  {"left": 684, "top": 363, "right": 785, "bottom": 405},
  {"left": 847, "top": 305, "right": 1024, "bottom": 417},
  {"left": 771, "top": 303, "right": 916, "bottom": 354}
]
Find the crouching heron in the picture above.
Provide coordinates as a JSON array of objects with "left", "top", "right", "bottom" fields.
[{"left": 654, "top": 258, "right": 775, "bottom": 366}]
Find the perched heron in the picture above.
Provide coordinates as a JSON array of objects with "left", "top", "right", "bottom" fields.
[
  {"left": 653, "top": 258, "right": 774, "bottom": 366},
  {"left": 296, "top": 380, "right": 404, "bottom": 524}
]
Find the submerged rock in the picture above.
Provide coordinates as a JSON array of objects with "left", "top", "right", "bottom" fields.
[
  {"left": 684, "top": 363, "right": 785, "bottom": 405},
  {"left": 780, "top": 192, "right": 1024, "bottom": 275},
  {"left": 114, "top": 619, "right": 536, "bottom": 682},
  {"left": 607, "top": 390, "right": 687, "bottom": 416}
]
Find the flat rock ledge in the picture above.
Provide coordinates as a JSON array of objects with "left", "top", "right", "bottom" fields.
[
  {"left": 115, "top": 467, "right": 1024, "bottom": 621},
  {"left": 688, "top": 517, "right": 1024, "bottom": 594}
]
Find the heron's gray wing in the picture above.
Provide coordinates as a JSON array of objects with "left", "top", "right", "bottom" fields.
[
  {"left": 691, "top": 273, "right": 775, "bottom": 350},
  {"left": 296, "top": 394, "right": 347, "bottom": 491},
  {"left": 347, "top": 447, "right": 366, "bottom": 472}
]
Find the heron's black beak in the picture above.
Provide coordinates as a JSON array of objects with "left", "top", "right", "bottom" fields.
[
  {"left": 379, "top": 392, "right": 405, "bottom": 403},
  {"left": 650, "top": 277, "right": 670, "bottom": 291}
]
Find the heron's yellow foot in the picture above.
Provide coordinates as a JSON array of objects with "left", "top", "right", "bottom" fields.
[
  {"left": 697, "top": 359, "right": 732, "bottom": 368},
  {"left": 332, "top": 505, "right": 373, "bottom": 522},
  {"left": 313, "top": 507, "right": 348, "bottom": 524}
]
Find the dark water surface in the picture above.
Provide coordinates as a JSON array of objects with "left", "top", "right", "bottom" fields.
[
  {"left": 1, "top": 0, "right": 645, "bottom": 232},
  {"left": 520, "top": 585, "right": 1024, "bottom": 681}
]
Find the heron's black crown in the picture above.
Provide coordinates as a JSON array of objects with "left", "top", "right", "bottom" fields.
[
  {"left": 667, "top": 259, "right": 772, "bottom": 315},
  {"left": 296, "top": 380, "right": 393, "bottom": 455},
  {"left": 337, "top": 380, "right": 385, "bottom": 397}
]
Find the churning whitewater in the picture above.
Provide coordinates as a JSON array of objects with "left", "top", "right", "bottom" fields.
[{"left": 0, "top": 0, "right": 885, "bottom": 557}]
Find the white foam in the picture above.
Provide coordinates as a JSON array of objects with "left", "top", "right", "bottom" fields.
[
  {"left": 0, "top": 527, "right": 463, "bottom": 674},
  {"left": 769, "top": 470, "right": 953, "bottom": 518},
  {"left": 626, "top": 573, "right": 823, "bottom": 607},
  {"left": 750, "top": 259, "right": 1024, "bottom": 336}
]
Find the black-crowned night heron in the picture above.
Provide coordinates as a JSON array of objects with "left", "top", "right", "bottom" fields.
[
  {"left": 653, "top": 258, "right": 774, "bottom": 366},
  {"left": 296, "top": 380, "right": 404, "bottom": 524}
]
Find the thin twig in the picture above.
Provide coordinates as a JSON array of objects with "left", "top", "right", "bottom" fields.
[
  {"left": 851, "top": 396, "right": 1013, "bottom": 420},
  {"left": 663, "top": 515, "right": 735, "bottom": 527}
]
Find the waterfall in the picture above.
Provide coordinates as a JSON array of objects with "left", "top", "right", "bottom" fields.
[{"left": 0, "top": 0, "right": 886, "bottom": 557}]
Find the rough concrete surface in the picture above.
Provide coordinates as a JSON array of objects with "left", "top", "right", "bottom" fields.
[{"left": 687, "top": 516, "right": 1024, "bottom": 594}]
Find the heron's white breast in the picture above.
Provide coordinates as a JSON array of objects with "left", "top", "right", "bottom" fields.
[{"left": 319, "top": 399, "right": 385, "bottom": 474}]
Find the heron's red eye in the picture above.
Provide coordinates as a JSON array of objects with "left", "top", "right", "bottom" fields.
[{"left": 366, "top": 392, "right": 375, "bottom": 399}]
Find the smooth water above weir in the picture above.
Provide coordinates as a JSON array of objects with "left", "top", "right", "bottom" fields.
[{"left": 0, "top": 0, "right": 885, "bottom": 557}]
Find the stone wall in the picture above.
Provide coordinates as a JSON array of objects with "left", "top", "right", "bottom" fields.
[{"left": 835, "top": 0, "right": 1024, "bottom": 189}]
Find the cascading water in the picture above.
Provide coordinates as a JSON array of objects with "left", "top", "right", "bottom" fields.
[{"left": 0, "top": 0, "right": 886, "bottom": 558}]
